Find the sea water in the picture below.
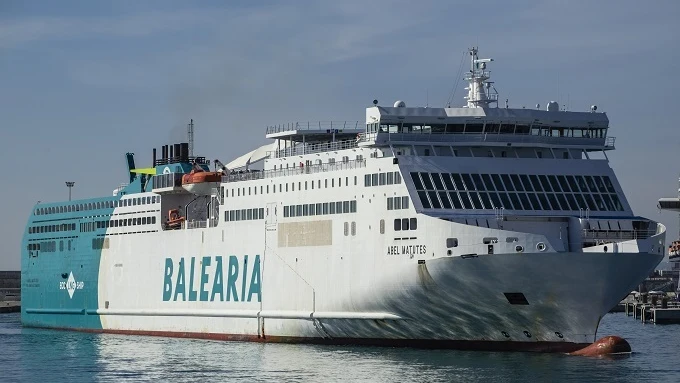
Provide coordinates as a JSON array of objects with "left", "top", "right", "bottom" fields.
[{"left": 0, "top": 313, "right": 678, "bottom": 382}]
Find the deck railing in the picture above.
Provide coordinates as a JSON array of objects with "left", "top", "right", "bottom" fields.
[
  {"left": 222, "top": 159, "right": 367, "bottom": 183},
  {"left": 582, "top": 229, "right": 657, "bottom": 241},
  {"left": 266, "top": 121, "right": 362, "bottom": 135},
  {"left": 272, "top": 140, "right": 359, "bottom": 158}
]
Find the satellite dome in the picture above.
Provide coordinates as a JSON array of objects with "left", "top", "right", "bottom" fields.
[
  {"left": 394, "top": 100, "right": 406, "bottom": 108},
  {"left": 547, "top": 101, "right": 559, "bottom": 112}
]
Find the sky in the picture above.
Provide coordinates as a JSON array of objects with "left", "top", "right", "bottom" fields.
[{"left": 1, "top": 0, "right": 679, "bottom": 270}]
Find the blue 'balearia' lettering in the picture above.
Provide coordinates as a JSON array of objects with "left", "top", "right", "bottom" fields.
[{"left": 162, "top": 255, "right": 261, "bottom": 303}]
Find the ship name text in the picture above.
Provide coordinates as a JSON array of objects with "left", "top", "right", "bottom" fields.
[{"left": 163, "top": 255, "right": 261, "bottom": 303}]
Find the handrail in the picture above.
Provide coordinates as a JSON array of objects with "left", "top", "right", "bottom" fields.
[
  {"left": 582, "top": 229, "right": 656, "bottom": 240},
  {"left": 271, "top": 140, "right": 359, "bottom": 158},
  {"left": 266, "top": 121, "right": 362, "bottom": 135},
  {"left": 222, "top": 159, "right": 366, "bottom": 183}
]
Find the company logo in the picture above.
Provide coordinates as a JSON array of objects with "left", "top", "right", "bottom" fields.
[
  {"left": 59, "top": 271, "right": 84, "bottom": 299},
  {"left": 163, "top": 255, "right": 261, "bottom": 303}
]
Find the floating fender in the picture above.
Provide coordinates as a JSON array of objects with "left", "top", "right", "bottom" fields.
[{"left": 569, "top": 336, "right": 631, "bottom": 356}]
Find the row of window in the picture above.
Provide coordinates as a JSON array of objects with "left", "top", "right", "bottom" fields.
[
  {"left": 283, "top": 200, "right": 358, "bottom": 218},
  {"left": 27, "top": 241, "right": 56, "bottom": 252},
  {"left": 368, "top": 122, "right": 607, "bottom": 138},
  {"left": 105, "top": 216, "right": 157, "bottom": 228},
  {"left": 364, "top": 171, "right": 403, "bottom": 187},
  {"left": 27, "top": 239, "right": 74, "bottom": 253},
  {"left": 411, "top": 172, "right": 624, "bottom": 212},
  {"left": 225, "top": 208, "right": 265, "bottom": 222},
  {"left": 227, "top": 176, "right": 360, "bottom": 198},
  {"left": 394, "top": 218, "right": 418, "bottom": 231},
  {"left": 35, "top": 196, "right": 160, "bottom": 216},
  {"left": 29, "top": 223, "right": 76, "bottom": 234},
  {"left": 387, "top": 196, "right": 410, "bottom": 210},
  {"left": 92, "top": 238, "right": 110, "bottom": 250}
]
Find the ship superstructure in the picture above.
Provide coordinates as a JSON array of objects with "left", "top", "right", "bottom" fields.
[{"left": 21, "top": 48, "right": 665, "bottom": 352}]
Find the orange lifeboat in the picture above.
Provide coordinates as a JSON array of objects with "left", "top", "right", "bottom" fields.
[{"left": 181, "top": 167, "right": 221, "bottom": 195}]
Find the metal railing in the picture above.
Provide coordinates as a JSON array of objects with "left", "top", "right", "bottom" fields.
[
  {"left": 272, "top": 140, "right": 359, "bottom": 158},
  {"left": 266, "top": 121, "right": 362, "bottom": 135},
  {"left": 582, "top": 229, "right": 657, "bottom": 241},
  {"left": 222, "top": 159, "right": 366, "bottom": 183},
  {"left": 184, "top": 219, "right": 219, "bottom": 230}
]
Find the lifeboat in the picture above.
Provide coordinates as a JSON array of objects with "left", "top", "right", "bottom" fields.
[{"left": 181, "top": 167, "right": 221, "bottom": 195}]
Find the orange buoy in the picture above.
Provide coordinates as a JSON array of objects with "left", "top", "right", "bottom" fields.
[{"left": 569, "top": 336, "right": 631, "bottom": 356}]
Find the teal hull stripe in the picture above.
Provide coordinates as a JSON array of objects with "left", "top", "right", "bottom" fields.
[{"left": 21, "top": 196, "right": 120, "bottom": 330}]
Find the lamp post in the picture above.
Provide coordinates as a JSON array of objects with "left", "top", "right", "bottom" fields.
[{"left": 65, "top": 182, "right": 75, "bottom": 201}]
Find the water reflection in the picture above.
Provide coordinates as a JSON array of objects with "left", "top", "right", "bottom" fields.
[{"left": 0, "top": 313, "right": 678, "bottom": 382}]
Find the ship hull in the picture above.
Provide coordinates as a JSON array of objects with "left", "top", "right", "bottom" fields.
[{"left": 21, "top": 221, "right": 662, "bottom": 351}]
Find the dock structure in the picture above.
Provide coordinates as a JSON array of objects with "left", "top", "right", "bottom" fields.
[
  {"left": 0, "top": 271, "right": 20, "bottom": 313},
  {"left": 623, "top": 298, "right": 680, "bottom": 324}
]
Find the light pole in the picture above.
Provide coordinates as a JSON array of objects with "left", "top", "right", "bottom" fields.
[{"left": 65, "top": 182, "right": 75, "bottom": 201}]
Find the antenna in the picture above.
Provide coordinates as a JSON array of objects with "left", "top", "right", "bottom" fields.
[{"left": 187, "top": 119, "right": 194, "bottom": 158}]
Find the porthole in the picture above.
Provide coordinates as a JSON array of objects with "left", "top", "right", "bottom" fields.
[
  {"left": 515, "top": 245, "right": 524, "bottom": 253},
  {"left": 536, "top": 242, "right": 546, "bottom": 251}
]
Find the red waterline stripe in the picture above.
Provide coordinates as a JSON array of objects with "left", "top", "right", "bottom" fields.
[{"left": 24, "top": 325, "right": 589, "bottom": 353}]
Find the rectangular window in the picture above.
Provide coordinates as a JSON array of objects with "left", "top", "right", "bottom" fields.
[
  {"left": 442, "top": 174, "right": 454, "bottom": 190},
  {"left": 603, "top": 176, "right": 616, "bottom": 193},
  {"left": 537, "top": 193, "right": 551, "bottom": 210},
  {"left": 530, "top": 175, "right": 543, "bottom": 192},
  {"left": 303, "top": 205, "right": 309, "bottom": 216},
  {"left": 479, "top": 192, "right": 493, "bottom": 209},
  {"left": 491, "top": 174, "right": 505, "bottom": 191},
  {"left": 394, "top": 219, "right": 401, "bottom": 231},
  {"left": 387, "top": 172, "right": 394, "bottom": 185},
  {"left": 387, "top": 198, "right": 394, "bottom": 210},
  {"left": 460, "top": 192, "right": 473, "bottom": 209},
  {"left": 338, "top": 201, "right": 345, "bottom": 213},
  {"left": 428, "top": 191, "right": 442, "bottom": 209},
  {"left": 471, "top": 174, "right": 484, "bottom": 191},
  {"left": 350, "top": 200, "right": 357, "bottom": 213},
  {"left": 446, "top": 238, "right": 458, "bottom": 248},
  {"left": 509, "top": 193, "right": 522, "bottom": 210},
  {"left": 518, "top": 193, "right": 532, "bottom": 210},
  {"left": 402, "top": 197, "right": 409, "bottom": 209},
  {"left": 411, "top": 172, "right": 424, "bottom": 190},
  {"left": 418, "top": 191, "right": 431, "bottom": 209},
  {"left": 284, "top": 206, "right": 290, "bottom": 217},
  {"left": 548, "top": 176, "right": 562, "bottom": 192},
  {"left": 451, "top": 174, "right": 464, "bottom": 190},
  {"left": 439, "top": 191, "right": 452, "bottom": 209},
  {"left": 501, "top": 174, "right": 515, "bottom": 191},
  {"left": 432, "top": 173, "right": 445, "bottom": 190},
  {"left": 296, "top": 205, "right": 303, "bottom": 216},
  {"left": 556, "top": 193, "right": 570, "bottom": 210},
  {"left": 379, "top": 173, "right": 386, "bottom": 186},
  {"left": 421, "top": 172, "right": 435, "bottom": 190},
  {"left": 371, "top": 173, "right": 378, "bottom": 186},
  {"left": 557, "top": 175, "right": 571, "bottom": 192},
  {"left": 394, "top": 172, "right": 401, "bottom": 184},
  {"left": 402, "top": 218, "right": 410, "bottom": 230},
  {"left": 329, "top": 202, "right": 336, "bottom": 214},
  {"left": 481, "top": 174, "right": 495, "bottom": 191},
  {"left": 461, "top": 174, "right": 474, "bottom": 190},
  {"left": 528, "top": 193, "right": 541, "bottom": 210},
  {"left": 410, "top": 218, "right": 417, "bottom": 230},
  {"left": 247, "top": 209, "right": 253, "bottom": 220}
]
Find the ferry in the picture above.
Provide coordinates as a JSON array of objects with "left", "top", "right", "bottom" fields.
[{"left": 21, "top": 48, "right": 666, "bottom": 352}]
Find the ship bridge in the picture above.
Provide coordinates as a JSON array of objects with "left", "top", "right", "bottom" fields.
[
  {"left": 360, "top": 47, "right": 614, "bottom": 154},
  {"left": 360, "top": 104, "right": 613, "bottom": 152}
]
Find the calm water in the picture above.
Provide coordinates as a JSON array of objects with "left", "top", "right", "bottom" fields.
[{"left": 0, "top": 313, "right": 678, "bottom": 382}]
